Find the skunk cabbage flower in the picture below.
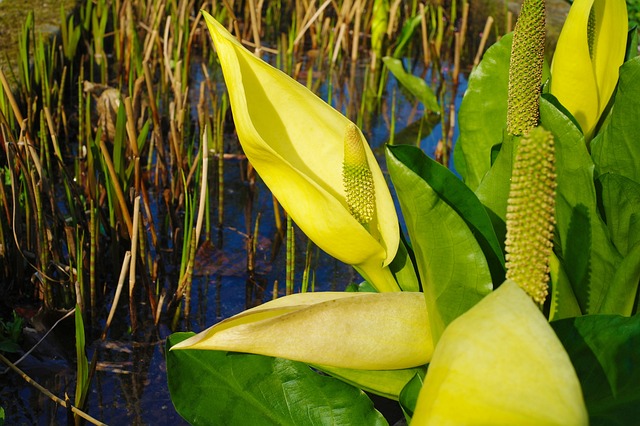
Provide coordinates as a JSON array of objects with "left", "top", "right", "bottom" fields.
[
  {"left": 411, "top": 280, "right": 588, "bottom": 425},
  {"left": 202, "top": 12, "right": 400, "bottom": 292},
  {"left": 550, "top": 0, "right": 627, "bottom": 139},
  {"left": 172, "top": 291, "right": 433, "bottom": 370}
]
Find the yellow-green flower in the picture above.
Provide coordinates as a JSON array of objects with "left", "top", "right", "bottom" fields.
[
  {"left": 550, "top": 0, "right": 628, "bottom": 139},
  {"left": 411, "top": 280, "right": 588, "bottom": 425},
  {"left": 172, "top": 291, "right": 433, "bottom": 370},
  {"left": 202, "top": 12, "right": 400, "bottom": 292}
]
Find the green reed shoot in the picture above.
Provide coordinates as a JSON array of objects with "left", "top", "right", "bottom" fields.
[
  {"left": 18, "top": 11, "right": 34, "bottom": 95},
  {"left": 60, "top": 5, "right": 81, "bottom": 61},
  {"left": 74, "top": 307, "right": 89, "bottom": 424},
  {"left": 286, "top": 215, "right": 295, "bottom": 295}
]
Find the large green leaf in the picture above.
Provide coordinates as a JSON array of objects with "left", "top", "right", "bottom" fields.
[
  {"left": 386, "top": 145, "right": 493, "bottom": 341},
  {"left": 591, "top": 57, "right": 640, "bottom": 184},
  {"left": 552, "top": 313, "right": 640, "bottom": 425},
  {"left": 540, "top": 96, "right": 624, "bottom": 315},
  {"left": 166, "top": 333, "right": 387, "bottom": 426},
  {"left": 597, "top": 173, "right": 640, "bottom": 256},
  {"left": 598, "top": 173, "right": 640, "bottom": 314},
  {"left": 383, "top": 57, "right": 439, "bottom": 112},
  {"left": 454, "top": 33, "right": 512, "bottom": 190}
]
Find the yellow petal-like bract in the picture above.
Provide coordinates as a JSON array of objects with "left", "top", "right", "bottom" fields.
[
  {"left": 411, "top": 281, "right": 588, "bottom": 425},
  {"left": 550, "top": 0, "right": 627, "bottom": 139},
  {"left": 172, "top": 291, "right": 433, "bottom": 370},
  {"left": 202, "top": 12, "right": 400, "bottom": 292}
]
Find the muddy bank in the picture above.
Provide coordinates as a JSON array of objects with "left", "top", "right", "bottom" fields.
[{"left": 0, "top": 0, "right": 78, "bottom": 72}]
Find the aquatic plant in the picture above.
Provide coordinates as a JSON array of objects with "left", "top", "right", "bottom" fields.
[{"left": 167, "top": 1, "right": 640, "bottom": 423}]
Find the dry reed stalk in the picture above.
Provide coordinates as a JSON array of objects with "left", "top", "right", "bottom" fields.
[
  {"left": 185, "top": 9, "right": 203, "bottom": 71},
  {"left": 43, "top": 107, "right": 63, "bottom": 163},
  {"left": 124, "top": 97, "right": 141, "bottom": 193},
  {"left": 420, "top": 3, "right": 431, "bottom": 67},
  {"left": 0, "top": 353, "right": 106, "bottom": 426},
  {"left": 142, "top": 61, "right": 164, "bottom": 158},
  {"left": 0, "top": 68, "right": 44, "bottom": 183},
  {"left": 98, "top": 139, "right": 133, "bottom": 236},
  {"left": 460, "top": 1, "right": 469, "bottom": 47},
  {"left": 146, "top": 2, "right": 167, "bottom": 57},
  {"left": 453, "top": 32, "right": 461, "bottom": 86},
  {"left": 128, "top": 196, "right": 141, "bottom": 330},
  {"left": 0, "top": 67, "right": 24, "bottom": 124},
  {"left": 387, "top": 0, "right": 402, "bottom": 37},
  {"left": 0, "top": 352, "right": 107, "bottom": 426},
  {"left": 163, "top": 16, "right": 176, "bottom": 87},
  {"left": 195, "top": 128, "right": 209, "bottom": 245},
  {"left": 351, "top": 0, "right": 363, "bottom": 62},
  {"left": 248, "top": 0, "right": 262, "bottom": 55},
  {"left": 154, "top": 290, "right": 166, "bottom": 325},
  {"left": 473, "top": 16, "right": 494, "bottom": 67},
  {"left": 102, "top": 250, "right": 131, "bottom": 339},
  {"left": 293, "top": 0, "right": 332, "bottom": 46},
  {"left": 332, "top": 23, "right": 347, "bottom": 63},
  {"left": 140, "top": 179, "right": 158, "bottom": 247},
  {"left": 220, "top": 0, "right": 237, "bottom": 22}
]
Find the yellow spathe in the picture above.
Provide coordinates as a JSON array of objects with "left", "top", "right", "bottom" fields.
[
  {"left": 550, "top": 0, "right": 627, "bottom": 139},
  {"left": 172, "top": 291, "right": 433, "bottom": 370},
  {"left": 412, "top": 280, "right": 588, "bottom": 425},
  {"left": 202, "top": 11, "right": 400, "bottom": 291}
]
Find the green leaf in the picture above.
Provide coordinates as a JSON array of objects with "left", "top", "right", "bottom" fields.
[
  {"left": 391, "top": 13, "right": 423, "bottom": 59},
  {"left": 113, "top": 99, "right": 127, "bottom": 182},
  {"left": 0, "top": 340, "right": 21, "bottom": 353},
  {"left": 398, "top": 370, "right": 426, "bottom": 418},
  {"left": 386, "top": 145, "right": 494, "bottom": 341},
  {"left": 389, "top": 233, "right": 421, "bottom": 292},
  {"left": 597, "top": 173, "right": 640, "bottom": 256},
  {"left": 166, "top": 333, "right": 388, "bottom": 426},
  {"left": 74, "top": 306, "right": 89, "bottom": 410},
  {"left": 552, "top": 313, "right": 640, "bottom": 425},
  {"left": 540, "top": 96, "right": 624, "bottom": 315},
  {"left": 474, "top": 132, "right": 514, "bottom": 247},
  {"left": 591, "top": 57, "right": 640, "bottom": 184},
  {"left": 549, "top": 252, "right": 583, "bottom": 321},
  {"left": 315, "top": 364, "right": 426, "bottom": 401},
  {"left": 454, "top": 33, "right": 512, "bottom": 190},
  {"left": 383, "top": 57, "right": 439, "bottom": 112}
]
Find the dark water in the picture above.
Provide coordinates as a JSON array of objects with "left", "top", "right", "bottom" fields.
[{"left": 0, "top": 56, "right": 467, "bottom": 424}]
